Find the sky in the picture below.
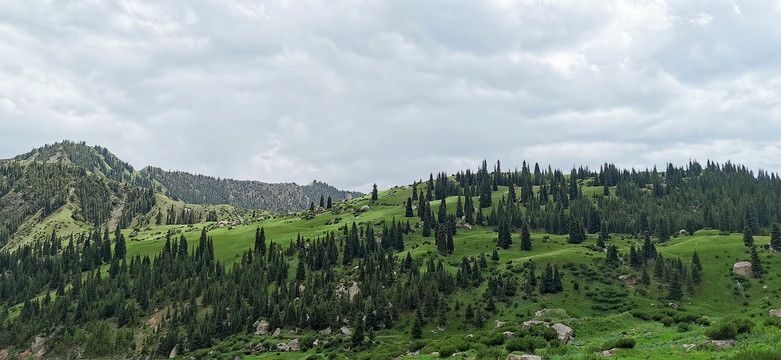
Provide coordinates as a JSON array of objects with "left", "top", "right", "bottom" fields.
[{"left": 1, "top": 0, "right": 780, "bottom": 192}]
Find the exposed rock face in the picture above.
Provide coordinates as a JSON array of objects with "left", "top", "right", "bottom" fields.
[
  {"left": 534, "top": 309, "right": 551, "bottom": 318},
  {"left": 255, "top": 320, "right": 269, "bottom": 335},
  {"left": 272, "top": 328, "right": 282, "bottom": 337},
  {"left": 733, "top": 261, "right": 752, "bottom": 277},
  {"left": 618, "top": 275, "right": 638, "bottom": 286},
  {"left": 552, "top": 323, "right": 574, "bottom": 344},
  {"left": 700, "top": 339, "right": 736, "bottom": 349},
  {"left": 287, "top": 339, "right": 300, "bottom": 351},
  {"left": 276, "top": 343, "right": 289, "bottom": 351},
  {"left": 770, "top": 309, "right": 781, "bottom": 317},
  {"left": 522, "top": 320, "right": 547, "bottom": 329}
]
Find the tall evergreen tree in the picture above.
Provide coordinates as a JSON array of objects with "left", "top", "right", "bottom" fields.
[
  {"left": 411, "top": 309, "right": 423, "bottom": 339},
  {"left": 520, "top": 221, "right": 532, "bottom": 251},
  {"left": 371, "top": 183, "right": 378, "bottom": 202},
  {"left": 496, "top": 217, "right": 512, "bottom": 249},
  {"left": 405, "top": 197, "right": 414, "bottom": 218},
  {"left": 771, "top": 224, "right": 781, "bottom": 251},
  {"left": 743, "top": 226, "right": 754, "bottom": 248},
  {"left": 751, "top": 246, "right": 764, "bottom": 278}
]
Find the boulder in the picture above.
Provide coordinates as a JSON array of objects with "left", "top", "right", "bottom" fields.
[
  {"left": 552, "top": 323, "right": 574, "bottom": 344},
  {"left": 600, "top": 348, "right": 618, "bottom": 357},
  {"left": 507, "top": 355, "right": 542, "bottom": 360},
  {"left": 288, "top": 339, "right": 300, "bottom": 351},
  {"left": 495, "top": 320, "right": 507, "bottom": 328},
  {"left": 503, "top": 331, "right": 516, "bottom": 339},
  {"left": 360, "top": 205, "right": 371, "bottom": 211},
  {"left": 733, "top": 261, "right": 752, "bottom": 277},
  {"left": 319, "top": 327, "right": 332, "bottom": 335},
  {"left": 169, "top": 347, "right": 177, "bottom": 358},
  {"left": 276, "top": 343, "right": 290, "bottom": 351},
  {"left": 534, "top": 309, "right": 551, "bottom": 318},
  {"left": 770, "top": 309, "right": 781, "bottom": 317},
  {"left": 682, "top": 344, "right": 696, "bottom": 351},
  {"left": 272, "top": 328, "right": 282, "bottom": 337},
  {"left": 255, "top": 320, "right": 269, "bottom": 335},
  {"left": 700, "top": 339, "right": 736, "bottom": 349},
  {"left": 522, "top": 320, "right": 548, "bottom": 329},
  {"left": 341, "top": 326, "right": 352, "bottom": 335},
  {"left": 618, "top": 275, "right": 638, "bottom": 286}
]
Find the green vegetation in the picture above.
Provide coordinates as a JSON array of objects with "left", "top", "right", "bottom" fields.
[{"left": 2, "top": 151, "right": 781, "bottom": 359}]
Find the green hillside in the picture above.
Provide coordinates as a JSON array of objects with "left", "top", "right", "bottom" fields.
[{"left": 2, "top": 159, "right": 781, "bottom": 359}]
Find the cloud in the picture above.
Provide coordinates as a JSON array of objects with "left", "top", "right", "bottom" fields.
[{"left": 1, "top": 0, "right": 780, "bottom": 191}]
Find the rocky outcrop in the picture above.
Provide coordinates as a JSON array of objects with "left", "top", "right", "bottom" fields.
[
  {"left": 495, "top": 320, "right": 507, "bottom": 328},
  {"left": 522, "top": 320, "right": 547, "bottom": 329},
  {"left": 288, "top": 339, "right": 300, "bottom": 351},
  {"left": 770, "top": 309, "right": 781, "bottom": 317},
  {"left": 254, "top": 320, "right": 269, "bottom": 335},
  {"left": 733, "top": 262, "right": 752, "bottom": 277},
  {"left": 319, "top": 327, "right": 332, "bottom": 335},
  {"left": 618, "top": 275, "right": 638, "bottom": 286},
  {"left": 700, "top": 339, "right": 736, "bottom": 349},
  {"left": 507, "top": 354, "right": 542, "bottom": 360},
  {"left": 272, "top": 328, "right": 281, "bottom": 337},
  {"left": 341, "top": 326, "right": 352, "bottom": 335},
  {"left": 552, "top": 323, "right": 574, "bottom": 344},
  {"left": 600, "top": 348, "right": 618, "bottom": 356}
]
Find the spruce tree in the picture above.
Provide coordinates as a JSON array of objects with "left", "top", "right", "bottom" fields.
[
  {"left": 743, "top": 226, "right": 754, "bottom": 248},
  {"left": 327, "top": 195, "right": 332, "bottom": 209},
  {"left": 751, "top": 246, "right": 764, "bottom": 278},
  {"left": 598, "top": 222, "right": 608, "bottom": 248},
  {"left": 606, "top": 245, "right": 619, "bottom": 266},
  {"left": 771, "top": 224, "right": 781, "bottom": 251},
  {"left": 411, "top": 309, "right": 423, "bottom": 339},
  {"left": 691, "top": 250, "right": 702, "bottom": 285},
  {"left": 520, "top": 221, "right": 532, "bottom": 251},
  {"left": 491, "top": 249, "right": 499, "bottom": 261},
  {"left": 668, "top": 268, "right": 683, "bottom": 301},
  {"left": 114, "top": 232, "right": 126, "bottom": 260},
  {"left": 319, "top": 194, "right": 325, "bottom": 208},
  {"left": 405, "top": 197, "right": 414, "bottom": 218},
  {"left": 456, "top": 196, "right": 464, "bottom": 219},
  {"left": 497, "top": 217, "right": 512, "bottom": 249},
  {"left": 371, "top": 183, "right": 378, "bottom": 202}
]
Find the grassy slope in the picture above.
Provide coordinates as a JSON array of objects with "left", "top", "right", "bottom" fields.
[{"left": 109, "top": 184, "right": 781, "bottom": 359}]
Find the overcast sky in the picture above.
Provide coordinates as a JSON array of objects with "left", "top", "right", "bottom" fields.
[{"left": 1, "top": 0, "right": 780, "bottom": 191}]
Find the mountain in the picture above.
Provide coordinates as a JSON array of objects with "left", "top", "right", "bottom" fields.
[
  {"left": 4, "top": 156, "right": 781, "bottom": 359},
  {"left": 8, "top": 141, "right": 362, "bottom": 212}
]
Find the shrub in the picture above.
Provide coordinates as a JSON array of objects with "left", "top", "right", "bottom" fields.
[
  {"left": 506, "top": 336, "right": 548, "bottom": 353},
  {"left": 706, "top": 322, "right": 738, "bottom": 340},
  {"left": 764, "top": 316, "right": 781, "bottom": 329},
  {"left": 731, "top": 350, "right": 781, "bottom": 360},
  {"left": 601, "top": 337, "right": 635, "bottom": 350}
]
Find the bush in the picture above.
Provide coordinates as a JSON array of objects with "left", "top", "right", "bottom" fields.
[
  {"left": 764, "top": 316, "right": 781, "bottom": 329},
  {"left": 706, "top": 322, "right": 738, "bottom": 340},
  {"left": 601, "top": 337, "right": 635, "bottom": 350},
  {"left": 506, "top": 336, "right": 548, "bottom": 353}
]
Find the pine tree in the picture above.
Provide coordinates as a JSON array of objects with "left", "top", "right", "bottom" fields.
[
  {"left": 327, "top": 195, "right": 332, "bottom": 209},
  {"left": 668, "top": 268, "right": 683, "bottom": 301},
  {"left": 771, "top": 224, "right": 781, "bottom": 251},
  {"left": 751, "top": 246, "right": 764, "bottom": 278},
  {"left": 114, "top": 232, "right": 126, "bottom": 260},
  {"left": 641, "top": 265, "right": 651, "bottom": 285},
  {"left": 319, "top": 194, "right": 325, "bottom": 208},
  {"left": 371, "top": 183, "right": 379, "bottom": 202},
  {"left": 497, "top": 217, "right": 512, "bottom": 249},
  {"left": 255, "top": 227, "right": 267, "bottom": 256},
  {"left": 642, "top": 231, "right": 656, "bottom": 259},
  {"left": 743, "top": 226, "right": 754, "bottom": 248},
  {"left": 520, "top": 221, "right": 532, "bottom": 251},
  {"left": 598, "top": 222, "right": 608, "bottom": 248},
  {"left": 456, "top": 196, "right": 464, "bottom": 219},
  {"left": 405, "top": 197, "right": 414, "bottom": 217},
  {"left": 436, "top": 225, "right": 448, "bottom": 255},
  {"left": 691, "top": 250, "right": 702, "bottom": 285},
  {"left": 606, "top": 245, "right": 619, "bottom": 266},
  {"left": 411, "top": 309, "right": 423, "bottom": 339}
]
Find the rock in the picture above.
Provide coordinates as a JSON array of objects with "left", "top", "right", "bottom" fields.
[
  {"left": 319, "top": 327, "right": 332, "bottom": 335},
  {"left": 437, "top": 326, "right": 446, "bottom": 332},
  {"left": 503, "top": 331, "right": 516, "bottom": 339},
  {"left": 360, "top": 205, "right": 371, "bottom": 211},
  {"left": 234, "top": 356, "right": 241, "bottom": 360},
  {"left": 507, "top": 354, "right": 542, "bottom": 360},
  {"left": 552, "top": 323, "right": 574, "bottom": 344},
  {"left": 618, "top": 275, "right": 638, "bottom": 286},
  {"left": 313, "top": 339, "right": 319, "bottom": 346},
  {"left": 599, "top": 348, "right": 618, "bottom": 357},
  {"left": 534, "top": 309, "right": 551, "bottom": 318},
  {"left": 700, "top": 339, "right": 736, "bottom": 349},
  {"left": 522, "top": 320, "right": 548, "bottom": 329},
  {"left": 272, "top": 328, "right": 281, "bottom": 337},
  {"left": 668, "top": 302, "right": 678, "bottom": 309},
  {"left": 31, "top": 336, "right": 46, "bottom": 353},
  {"left": 733, "top": 261, "right": 752, "bottom": 277},
  {"left": 288, "top": 339, "right": 300, "bottom": 351},
  {"left": 341, "top": 326, "right": 352, "bottom": 335},
  {"left": 430, "top": 352, "right": 439, "bottom": 356},
  {"left": 169, "top": 347, "right": 178, "bottom": 358},
  {"left": 682, "top": 344, "right": 696, "bottom": 351},
  {"left": 276, "top": 343, "right": 290, "bottom": 351},
  {"left": 770, "top": 309, "right": 781, "bottom": 317},
  {"left": 255, "top": 320, "right": 269, "bottom": 335},
  {"left": 495, "top": 320, "right": 507, "bottom": 328}
]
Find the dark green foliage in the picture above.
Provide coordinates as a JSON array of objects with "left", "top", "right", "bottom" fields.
[
  {"left": 731, "top": 350, "right": 781, "bottom": 360},
  {"left": 371, "top": 184, "right": 378, "bottom": 202},
  {"left": 601, "top": 337, "right": 636, "bottom": 350},
  {"left": 605, "top": 245, "right": 619, "bottom": 266},
  {"left": 706, "top": 317, "right": 753, "bottom": 340},
  {"left": 743, "top": 226, "right": 754, "bottom": 247},
  {"left": 567, "top": 217, "right": 585, "bottom": 244},
  {"left": 750, "top": 246, "right": 764, "bottom": 278},
  {"left": 411, "top": 309, "right": 423, "bottom": 339},
  {"left": 496, "top": 217, "right": 512, "bottom": 249},
  {"left": 520, "top": 221, "right": 532, "bottom": 251},
  {"left": 772, "top": 224, "right": 781, "bottom": 251}
]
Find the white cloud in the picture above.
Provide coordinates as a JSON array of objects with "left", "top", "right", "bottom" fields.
[{"left": 1, "top": 0, "right": 780, "bottom": 192}]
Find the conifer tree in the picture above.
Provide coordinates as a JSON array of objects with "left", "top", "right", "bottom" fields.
[
  {"left": 642, "top": 231, "right": 656, "bottom": 259},
  {"left": 319, "top": 194, "right": 325, "bottom": 208},
  {"left": 371, "top": 183, "right": 378, "bottom": 202},
  {"left": 598, "top": 222, "right": 608, "bottom": 248},
  {"left": 497, "top": 217, "right": 512, "bottom": 249},
  {"left": 771, "top": 223, "right": 781, "bottom": 251},
  {"left": 411, "top": 309, "right": 423, "bottom": 339},
  {"left": 668, "top": 268, "right": 683, "bottom": 301},
  {"left": 520, "top": 221, "right": 532, "bottom": 251},
  {"left": 114, "top": 232, "right": 126, "bottom": 260},
  {"left": 456, "top": 196, "right": 464, "bottom": 219},
  {"left": 743, "top": 226, "right": 754, "bottom": 248},
  {"left": 491, "top": 249, "right": 499, "bottom": 261},
  {"left": 751, "top": 245, "right": 764, "bottom": 278},
  {"left": 327, "top": 195, "right": 332, "bottom": 209},
  {"left": 606, "top": 245, "right": 619, "bottom": 266},
  {"left": 255, "top": 227, "right": 267, "bottom": 256},
  {"left": 405, "top": 197, "right": 414, "bottom": 217},
  {"left": 691, "top": 250, "right": 702, "bottom": 285}
]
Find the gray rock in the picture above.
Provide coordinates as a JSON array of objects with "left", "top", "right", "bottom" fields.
[
  {"left": 618, "top": 275, "right": 638, "bottom": 286},
  {"left": 700, "top": 339, "right": 736, "bottom": 349},
  {"left": 169, "top": 347, "right": 177, "bottom": 359},
  {"left": 552, "top": 323, "right": 574, "bottom": 344},
  {"left": 522, "top": 320, "right": 548, "bottom": 329},
  {"left": 507, "top": 355, "right": 542, "bottom": 360},
  {"left": 733, "top": 261, "right": 752, "bottom": 277},
  {"left": 255, "top": 320, "right": 269, "bottom": 335},
  {"left": 503, "top": 331, "right": 516, "bottom": 339},
  {"left": 319, "top": 327, "right": 332, "bottom": 335},
  {"left": 341, "top": 326, "right": 352, "bottom": 335},
  {"left": 288, "top": 339, "right": 300, "bottom": 351},
  {"left": 600, "top": 348, "right": 617, "bottom": 357},
  {"left": 770, "top": 309, "right": 781, "bottom": 317},
  {"left": 276, "top": 343, "right": 289, "bottom": 351},
  {"left": 360, "top": 205, "right": 371, "bottom": 211},
  {"left": 494, "top": 320, "right": 507, "bottom": 328},
  {"left": 272, "top": 328, "right": 281, "bottom": 337}
]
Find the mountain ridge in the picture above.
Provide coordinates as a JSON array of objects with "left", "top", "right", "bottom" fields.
[{"left": 6, "top": 140, "right": 362, "bottom": 212}]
